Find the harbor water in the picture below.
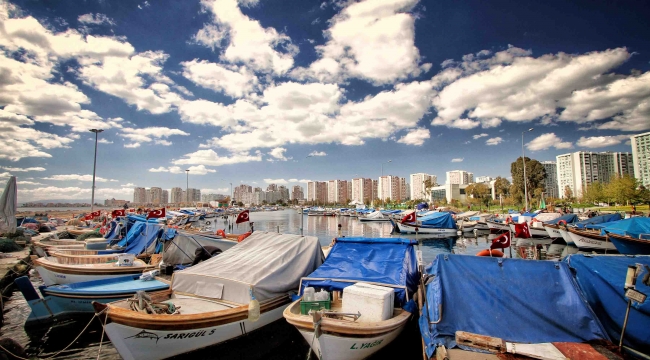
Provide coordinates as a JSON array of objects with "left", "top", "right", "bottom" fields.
[{"left": 1, "top": 209, "right": 500, "bottom": 359}]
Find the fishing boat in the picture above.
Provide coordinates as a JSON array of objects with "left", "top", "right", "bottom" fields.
[
  {"left": 358, "top": 210, "right": 389, "bottom": 222},
  {"left": 603, "top": 217, "right": 650, "bottom": 255},
  {"left": 542, "top": 214, "right": 579, "bottom": 239},
  {"left": 508, "top": 212, "right": 561, "bottom": 239},
  {"left": 561, "top": 213, "right": 622, "bottom": 244},
  {"left": 92, "top": 232, "right": 324, "bottom": 360},
  {"left": 486, "top": 218, "right": 510, "bottom": 232},
  {"left": 283, "top": 237, "right": 419, "bottom": 360},
  {"left": 419, "top": 254, "right": 610, "bottom": 359},
  {"left": 15, "top": 274, "right": 169, "bottom": 326},
  {"left": 34, "top": 256, "right": 158, "bottom": 286},
  {"left": 390, "top": 212, "right": 457, "bottom": 235},
  {"left": 566, "top": 227, "right": 617, "bottom": 251}
]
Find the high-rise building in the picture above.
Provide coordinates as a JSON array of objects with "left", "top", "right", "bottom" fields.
[
  {"left": 202, "top": 193, "right": 227, "bottom": 202},
  {"left": 475, "top": 176, "right": 493, "bottom": 183},
  {"left": 556, "top": 151, "right": 635, "bottom": 198},
  {"left": 162, "top": 190, "right": 169, "bottom": 204},
  {"left": 446, "top": 170, "right": 474, "bottom": 185},
  {"left": 351, "top": 178, "right": 374, "bottom": 204},
  {"left": 171, "top": 187, "right": 183, "bottom": 204},
  {"left": 400, "top": 178, "right": 409, "bottom": 201},
  {"left": 327, "top": 180, "right": 348, "bottom": 204},
  {"left": 378, "top": 175, "right": 402, "bottom": 202},
  {"left": 316, "top": 181, "right": 328, "bottom": 204},
  {"left": 149, "top": 187, "right": 163, "bottom": 205},
  {"left": 267, "top": 184, "right": 278, "bottom": 192},
  {"left": 291, "top": 185, "right": 304, "bottom": 200},
  {"left": 372, "top": 180, "right": 378, "bottom": 201},
  {"left": 632, "top": 132, "right": 650, "bottom": 186},
  {"left": 133, "top": 187, "right": 146, "bottom": 204},
  {"left": 410, "top": 173, "right": 436, "bottom": 200},
  {"left": 540, "top": 161, "right": 558, "bottom": 199}
]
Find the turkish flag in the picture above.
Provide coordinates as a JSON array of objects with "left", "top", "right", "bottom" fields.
[
  {"left": 401, "top": 211, "right": 416, "bottom": 224},
  {"left": 128, "top": 208, "right": 135, "bottom": 213},
  {"left": 84, "top": 214, "right": 94, "bottom": 221},
  {"left": 514, "top": 222, "right": 531, "bottom": 239},
  {"left": 490, "top": 232, "right": 511, "bottom": 249},
  {"left": 90, "top": 210, "right": 101, "bottom": 218},
  {"left": 236, "top": 210, "right": 250, "bottom": 224},
  {"left": 147, "top": 208, "right": 166, "bottom": 219},
  {"left": 112, "top": 209, "right": 126, "bottom": 217}
]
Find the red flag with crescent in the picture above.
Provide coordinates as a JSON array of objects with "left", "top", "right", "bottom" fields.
[
  {"left": 128, "top": 208, "right": 135, "bottom": 213},
  {"left": 236, "top": 210, "right": 250, "bottom": 224},
  {"left": 112, "top": 209, "right": 126, "bottom": 217},
  {"left": 490, "top": 232, "right": 511, "bottom": 249},
  {"left": 84, "top": 214, "right": 94, "bottom": 221},
  {"left": 514, "top": 222, "right": 531, "bottom": 239},
  {"left": 401, "top": 211, "right": 416, "bottom": 224},
  {"left": 147, "top": 208, "right": 166, "bottom": 219},
  {"left": 90, "top": 210, "right": 101, "bottom": 218}
]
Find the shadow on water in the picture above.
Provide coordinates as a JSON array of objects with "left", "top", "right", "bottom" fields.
[{"left": 1, "top": 210, "right": 503, "bottom": 359}]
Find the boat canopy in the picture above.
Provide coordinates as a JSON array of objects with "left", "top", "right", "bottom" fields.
[
  {"left": 108, "top": 221, "right": 163, "bottom": 255},
  {"left": 416, "top": 202, "right": 429, "bottom": 210},
  {"left": 365, "top": 211, "right": 385, "bottom": 219},
  {"left": 299, "top": 237, "right": 418, "bottom": 306},
  {"left": 417, "top": 212, "right": 457, "bottom": 229},
  {"left": 533, "top": 212, "right": 561, "bottom": 222},
  {"left": 602, "top": 217, "right": 650, "bottom": 238},
  {"left": 419, "top": 254, "right": 609, "bottom": 358},
  {"left": 162, "top": 231, "right": 234, "bottom": 265},
  {"left": 566, "top": 254, "right": 650, "bottom": 353},
  {"left": 573, "top": 213, "right": 622, "bottom": 229},
  {"left": 171, "top": 232, "right": 324, "bottom": 304},
  {"left": 546, "top": 213, "right": 579, "bottom": 224}
]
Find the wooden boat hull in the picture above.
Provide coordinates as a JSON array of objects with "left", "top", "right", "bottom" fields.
[
  {"left": 474, "top": 221, "right": 490, "bottom": 231},
  {"left": 515, "top": 237, "right": 553, "bottom": 247},
  {"left": 566, "top": 228, "right": 616, "bottom": 251},
  {"left": 34, "top": 257, "right": 155, "bottom": 286},
  {"left": 543, "top": 224, "right": 563, "bottom": 239},
  {"left": 96, "top": 296, "right": 289, "bottom": 360},
  {"left": 607, "top": 233, "right": 650, "bottom": 255},
  {"left": 486, "top": 220, "right": 509, "bottom": 232},
  {"left": 283, "top": 299, "right": 409, "bottom": 360},
  {"left": 558, "top": 227, "right": 573, "bottom": 244},
  {"left": 391, "top": 220, "right": 457, "bottom": 235}
]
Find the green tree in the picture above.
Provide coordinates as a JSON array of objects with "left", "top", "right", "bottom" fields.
[
  {"left": 465, "top": 183, "right": 491, "bottom": 210},
  {"left": 510, "top": 157, "right": 546, "bottom": 207},
  {"left": 493, "top": 176, "right": 511, "bottom": 197},
  {"left": 582, "top": 182, "right": 605, "bottom": 205},
  {"left": 605, "top": 175, "right": 638, "bottom": 205},
  {"left": 423, "top": 178, "right": 438, "bottom": 200},
  {"left": 564, "top": 186, "right": 574, "bottom": 203},
  {"left": 635, "top": 185, "right": 650, "bottom": 209}
]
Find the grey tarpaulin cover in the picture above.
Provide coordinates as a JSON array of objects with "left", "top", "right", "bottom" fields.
[
  {"left": 0, "top": 176, "right": 17, "bottom": 234},
  {"left": 171, "top": 232, "right": 324, "bottom": 304},
  {"left": 162, "top": 231, "right": 238, "bottom": 265}
]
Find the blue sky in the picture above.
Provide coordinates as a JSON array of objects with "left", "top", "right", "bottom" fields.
[{"left": 0, "top": 0, "right": 648, "bottom": 202}]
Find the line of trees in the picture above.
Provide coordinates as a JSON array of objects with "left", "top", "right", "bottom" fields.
[{"left": 575, "top": 175, "right": 650, "bottom": 207}]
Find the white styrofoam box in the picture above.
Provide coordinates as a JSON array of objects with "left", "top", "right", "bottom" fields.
[
  {"left": 341, "top": 282, "right": 394, "bottom": 323},
  {"left": 116, "top": 253, "right": 135, "bottom": 267}
]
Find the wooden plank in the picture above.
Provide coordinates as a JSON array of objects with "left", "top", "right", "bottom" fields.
[{"left": 455, "top": 331, "right": 506, "bottom": 353}]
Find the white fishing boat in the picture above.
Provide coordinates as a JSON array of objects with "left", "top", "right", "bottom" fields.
[
  {"left": 283, "top": 237, "right": 420, "bottom": 360},
  {"left": 358, "top": 211, "right": 389, "bottom": 222},
  {"left": 566, "top": 228, "right": 617, "bottom": 251},
  {"left": 34, "top": 256, "right": 157, "bottom": 286},
  {"left": 486, "top": 219, "right": 510, "bottom": 232},
  {"left": 508, "top": 223, "right": 549, "bottom": 238},
  {"left": 93, "top": 232, "right": 324, "bottom": 360},
  {"left": 390, "top": 212, "right": 457, "bottom": 235}
]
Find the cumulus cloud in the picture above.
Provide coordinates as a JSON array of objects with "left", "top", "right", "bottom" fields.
[
  {"left": 172, "top": 149, "right": 262, "bottom": 166},
  {"left": 485, "top": 137, "right": 503, "bottom": 146},
  {"left": 263, "top": 178, "right": 288, "bottom": 184},
  {"left": 124, "top": 143, "right": 141, "bottom": 148},
  {"left": 149, "top": 165, "right": 216, "bottom": 175},
  {"left": 576, "top": 135, "right": 631, "bottom": 148},
  {"left": 119, "top": 127, "right": 189, "bottom": 148},
  {"left": 42, "top": 174, "right": 118, "bottom": 182},
  {"left": 472, "top": 133, "right": 488, "bottom": 139},
  {"left": 78, "top": 13, "right": 115, "bottom": 26},
  {"left": 17, "top": 185, "right": 133, "bottom": 203},
  {"left": 290, "top": 0, "right": 429, "bottom": 85},
  {"left": 526, "top": 133, "right": 573, "bottom": 151},
  {"left": 268, "top": 147, "right": 291, "bottom": 161},
  {"left": 1, "top": 166, "right": 46, "bottom": 172},
  {"left": 396, "top": 128, "right": 430, "bottom": 146},
  {"left": 451, "top": 158, "right": 464, "bottom": 162},
  {"left": 308, "top": 151, "right": 327, "bottom": 157},
  {"left": 181, "top": 59, "right": 258, "bottom": 98}
]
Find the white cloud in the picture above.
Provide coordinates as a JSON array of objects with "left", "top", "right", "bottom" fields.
[
  {"left": 288, "top": 178, "right": 298, "bottom": 182},
  {"left": 42, "top": 174, "right": 117, "bottom": 182},
  {"left": 78, "top": 13, "right": 115, "bottom": 26},
  {"left": 526, "top": 133, "right": 573, "bottom": 151},
  {"left": 576, "top": 135, "right": 631, "bottom": 148},
  {"left": 181, "top": 60, "right": 258, "bottom": 98},
  {"left": 124, "top": 143, "right": 141, "bottom": 148},
  {"left": 194, "top": 0, "right": 297, "bottom": 74},
  {"left": 290, "top": 0, "right": 428, "bottom": 85},
  {"left": 88, "top": 137, "right": 114, "bottom": 144},
  {"left": 1, "top": 166, "right": 46, "bottom": 172},
  {"left": 308, "top": 151, "right": 327, "bottom": 157},
  {"left": 396, "top": 127, "right": 430, "bottom": 146},
  {"left": 472, "top": 133, "right": 488, "bottom": 139},
  {"left": 17, "top": 185, "right": 132, "bottom": 203},
  {"left": 430, "top": 46, "right": 650, "bottom": 131},
  {"left": 149, "top": 165, "right": 216, "bottom": 175},
  {"left": 202, "top": 187, "right": 230, "bottom": 194},
  {"left": 263, "top": 178, "right": 288, "bottom": 184},
  {"left": 172, "top": 149, "right": 262, "bottom": 166},
  {"left": 121, "top": 183, "right": 136, "bottom": 187},
  {"left": 17, "top": 180, "right": 45, "bottom": 185},
  {"left": 119, "top": 127, "right": 189, "bottom": 147},
  {"left": 451, "top": 158, "right": 464, "bottom": 162},
  {"left": 485, "top": 137, "right": 503, "bottom": 146},
  {"left": 268, "top": 147, "right": 291, "bottom": 161},
  {"left": 155, "top": 140, "right": 173, "bottom": 146}
]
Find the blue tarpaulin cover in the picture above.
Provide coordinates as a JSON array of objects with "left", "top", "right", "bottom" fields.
[
  {"left": 601, "top": 217, "right": 650, "bottom": 238},
  {"left": 574, "top": 213, "right": 622, "bottom": 229},
  {"left": 546, "top": 214, "right": 579, "bottom": 224},
  {"left": 418, "top": 212, "right": 457, "bottom": 229},
  {"left": 419, "top": 254, "right": 609, "bottom": 358},
  {"left": 417, "top": 202, "right": 429, "bottom": 210},
  {"left": 103, "top": 221, "right": 162, "bottom": 255},
  {"left": 300, "top": 237, "right": 419, "bottom": 306},
  {"left": 103, "top": 220, "right": 120, "bottom": 240},
  {"left": 566, "top": 254, "right": 650, "bottom": 353}
]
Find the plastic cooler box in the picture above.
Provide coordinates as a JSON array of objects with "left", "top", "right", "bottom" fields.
[{"left": 342, "top": 283, "right": 394, "bottom": 323}]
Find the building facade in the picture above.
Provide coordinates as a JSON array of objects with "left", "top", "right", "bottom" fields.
[
  {"left": 540, "top": 161, "right": 558, "bottom": 199},
  {"left": 170, "top": 187, "right": 183, "bottom": 204},
  {"left": 475, "top": 176, "right": 493, "bottom": 184},
  {"left": 133, "top": 187, "right": 146, "bottom": 204},
  {"left": 291, "top": 185, "right": 304, "bottom": 201},
  {"left": 410, "top": 173, "right": 436, "bottom": 201},
  {"left": 632, "top": 132, "right": 650, "bottom": 186},
  {"left": 556, "top": 151, "right": 635, "bottom": 198},
  {"left": 446, "top": 170, "right": 474, "bottom": 185}
]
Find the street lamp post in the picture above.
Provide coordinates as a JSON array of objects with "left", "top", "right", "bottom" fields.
[
  {"left": 221, "top": 179, "right": 233, "bottom": 206},
  {"left": 522, "top": 128, "right": 534, "bottom": 212},
  {"left": 185, "top": 169, "right": 190, "bottom": 206},
  {"left": 89, "top": 129, "right": 104, "bottom": 212}
]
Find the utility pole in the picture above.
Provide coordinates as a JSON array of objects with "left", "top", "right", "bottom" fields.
[{"left": 89, "top": 129, "right": 104, "bottom": 212}]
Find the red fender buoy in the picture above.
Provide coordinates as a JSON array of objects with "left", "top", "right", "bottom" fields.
[
  {"left": 237, "top": 231, "right": 252, "bottom": 242},
  {"left": 476, "top": 249, "right": 504, "bottom": 257},
  {"left": 557, "top": 220, "right": 567, "bottom": 226},
  {"left": 216, "top": 229, "right": 226, "bottom": 237}
]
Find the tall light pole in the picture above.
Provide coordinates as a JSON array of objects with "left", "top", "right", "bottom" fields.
[
  {"left": 381, "top": 160, "right": 392, "bottom": 208},
  {"left": 185, "top": 169, "right": 190, "bottom": 206},
  {"left": 522, "top": 128, "right": 534, "bottom": 212},
  {"left": 89, "top": 129, "right": 104, "bottom": 212}
]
